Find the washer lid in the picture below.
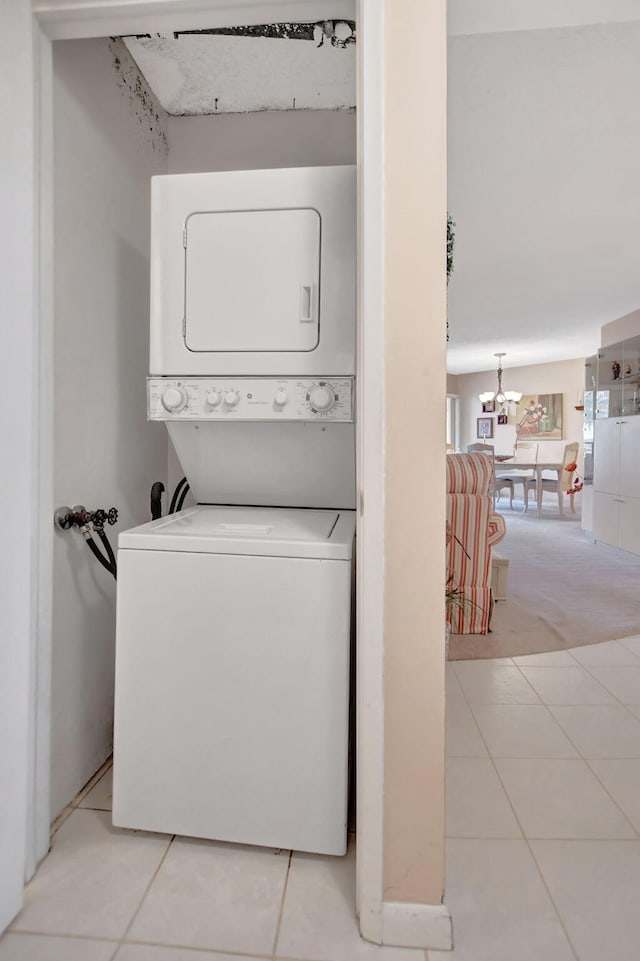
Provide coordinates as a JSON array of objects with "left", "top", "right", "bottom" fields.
[{"left": 118, "top": 505, "right": 356, "bottom": 560}]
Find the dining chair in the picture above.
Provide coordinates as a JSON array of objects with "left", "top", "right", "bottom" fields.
[
  {"left": 466, "top": 442, "right": 514, "bottom": 508},
  {"left": 495, "top": 441, "right": 539, "bottom": 504},
  {"left": 524, "top": 441, "right": 580, "bottom": 514}
]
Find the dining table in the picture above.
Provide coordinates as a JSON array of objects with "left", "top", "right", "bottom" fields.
[{"left": 494, "top": 455, "right": 564, "bottom": 516}]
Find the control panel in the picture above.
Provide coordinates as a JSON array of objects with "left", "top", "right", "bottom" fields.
[{"left": 148, "top": 377, "right": 354, "bottom": 422}]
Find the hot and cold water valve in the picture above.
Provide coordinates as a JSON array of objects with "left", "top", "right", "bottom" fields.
[
  {"left": 54, "top": 504, "right": 119, "bottom": 580},
  {"left": 55, "top": 505, "right": 119, "bottom": 532}
]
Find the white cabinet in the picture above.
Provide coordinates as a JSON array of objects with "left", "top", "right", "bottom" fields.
[
  {"left": 593, "top": 417, "right": 640, "bottom": 553},
  {"left": 619, "top": 421, "right": 640, "bottom": 496},
  {"left": 618, "top": 497, "right": 640, "bottom": 555},
  {"left": 592, "top": 491, "right": 620, "bottom": 548},
  {"left": 593, "top": 417, "right": 619, "bottom": 494}
]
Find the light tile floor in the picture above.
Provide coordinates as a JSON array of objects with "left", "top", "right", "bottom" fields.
[
  {"left": 430, "top": 636, "right": 640, "bottom": 961},
  {"left": 3, "top": 765, "right": 424, "bottom": 961},
  {"left": 3, "top": 637, "right": 640, "bottom": 961}
]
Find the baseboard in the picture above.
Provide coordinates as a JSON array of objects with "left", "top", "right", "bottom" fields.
[{"left": 381, "top": 900, "right": 453, "bottom": 950}]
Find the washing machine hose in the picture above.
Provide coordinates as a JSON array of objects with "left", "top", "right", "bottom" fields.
[
  {"left": 150, "top": 481, "right": 165, "bottom": 520},
  {"left": 97, "top": 529, "right": 117, "bottom": 577},
  {"left": 85, "top": 533, "right": 117, "bottom": 581},
  {"left": 169, "top": 477, "right": 190, "bottom": 514},
  {"left": 175, "top": 482, "right": 190, "bottom": 513}
]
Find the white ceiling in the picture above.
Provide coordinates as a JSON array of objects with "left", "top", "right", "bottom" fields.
[
  {"left": 447, "top": 18, "right": 640, "bottom": 373},
  {"left": 122, "top": 23, "right": 355, "bottom": 115}
]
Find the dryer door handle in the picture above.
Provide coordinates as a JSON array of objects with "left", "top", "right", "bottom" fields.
[{"left": 299, "top": 285, "right": 315, "bottom": 323}]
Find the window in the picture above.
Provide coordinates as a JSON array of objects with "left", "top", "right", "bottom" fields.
[{"left": 446, "top": 394, "right": 459, "bottom": 450}]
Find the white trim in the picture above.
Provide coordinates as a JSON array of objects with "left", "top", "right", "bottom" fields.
[
  {"left": 34, "top": 0, "right": 356, "bottom": 40},
  {"left": 27, "top": 24, "right": 54, "bottom": 879},
  {"left": 446, "top": 394, "right": 461, "bottom": 453},
  {"left": 355, "top": 0, "right": 384, "bottom": 944},
  {"left": 381, "top": 901, "right": 453, "bottom": 951}
]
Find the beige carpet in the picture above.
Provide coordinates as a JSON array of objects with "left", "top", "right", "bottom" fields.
[{"left": 448, "top": 506, "right": 640, "bottom": 660}]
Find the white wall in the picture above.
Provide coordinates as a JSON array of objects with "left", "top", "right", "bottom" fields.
[
  {"left": 449, "top": 0, "right": 640, "bottom": 36},
  {"left": 601, "top": 307, "right": 640, "bottom": 347},
  {"left": 50, "top": 38, "right": 169, "bottom": 818},
  {"left": 0, "top": 0, "right": 36, "bottom": 927},
  {"left": 455, "top": 355, "right": 585, "bottom": 470},
  {"left": 167, "top": 108, "right": 356, "bottom": 173}
]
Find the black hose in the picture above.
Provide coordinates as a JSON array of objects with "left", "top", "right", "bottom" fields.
[
  {"left": 98, "top": 529, "right": 117, "bottom": 578},
  {"left": 169, "top": 477, "right": 188, "bottom": 514},
  {"left": 175, "top": 482, "right": 191, "bottom": 513},
  {"left": 150, "top": 481, "right": 165, "bottom": 520},
  {"left": 85, "top": 535, "right": 117, "bottom": 581}
]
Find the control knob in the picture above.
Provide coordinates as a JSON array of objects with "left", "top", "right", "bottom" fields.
[
  {"left": 224, "top": 389, "right": 240, "bottom": 408},
  {"left": 205, "top": 388, "right": 222, "bottom": 408},
  {"left": 274, "top": 388, "right": 288, "bottom": 407},
  {"left": 308, "top": 384, "right": 337, "bottom": 413},
  {"left": 161, "top": 385, "right": 188, "bottom": 413}
]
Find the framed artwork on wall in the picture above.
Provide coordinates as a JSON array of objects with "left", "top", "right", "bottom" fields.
[
  {"left": 497, "top": 413, "right": 508, "bottom": 426},
  {"left": 516, "top": 393, "right": 563, "bottom": 439},
  {"left": 477, "top": 416, "right": 494, "bottom": 439},
  {"left": 481, "top": 400, "right": 496, "bottom": 413}
]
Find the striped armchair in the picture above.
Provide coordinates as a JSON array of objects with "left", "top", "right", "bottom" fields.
[{"left": 447, "top": 453, "right": 507, "bottom": 635}]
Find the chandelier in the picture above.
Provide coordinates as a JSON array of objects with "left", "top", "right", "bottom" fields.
[{"left": 478, "top": 353, "right": 522, "bottom": 406}]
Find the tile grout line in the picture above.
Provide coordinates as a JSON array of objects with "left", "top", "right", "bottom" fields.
[
  {"left": 107, "top": 937, "right": 120, "bottom": 961},
  {"left": 449, "top": 659, "right": 583, "bottom": 960},
  {"left": 8, "top": 927, "right": 399, "bottom": 961},
  {"left": 510, "top": 658, "right": 640, "bottom": 831},
  {"left": 73, "top": 757, "right": 114, "bottom": 808},
  {"left": 271, "top": 850, "right": 294, "bottom": 958},
  {"left": 121, "top": 934, "right": 345, "bottom": 961},
  {"left": 452, "top": 674, "right": 529, "bottom": 843},
  {"left": 582, "top": 758, "right": 640, "bottom": 839},
  {"left": 6, "top": 930, "right": 120, "bottom": 944},
  {"left": 522, "top": 835, "right": 581, "bottom": 961},
  {"left": 50, "top": 757, "right": 113, "bottom": 839},
  {"left": 518, "top": 664, "right": 622, "bottom": 705},
  {"left": 463, "top": 664, "right": 580, "bottom": 961},
  {"left": 119, "top": 833, "right": 177, "bottom": 944},
  {"left": 454, "top": 646, "right": 640, "bottom": 953},
  {"left": 122, "top": 936, "right": 279, "bottom": 958},
  {"left": 568, "top": 658, "right": 640, "bottom": 717},
  {"left": 464, "top": 698, "right": 576, "bottom": 760},
  {"left": 506, "top": 661, "right": 640, "bottom": 837}
]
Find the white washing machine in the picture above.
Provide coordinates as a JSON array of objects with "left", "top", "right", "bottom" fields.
[{"left": 113, "top": 505, "right": 355, "bottom": 855}]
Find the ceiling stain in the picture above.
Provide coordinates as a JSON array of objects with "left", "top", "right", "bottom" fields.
[
  {"left": 120, "top": 22, "right": 356, "bottom": 116},
  {"left": 120, "top": 21, "right": 356, "bottom": 47},
  {"left": 109, "top": 39, "right": 168, "bottom": 155}
]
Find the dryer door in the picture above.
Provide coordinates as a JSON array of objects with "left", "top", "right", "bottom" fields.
[
  {"left": 185, "top": 208, "right": 320, "bottom": 353},
  {"left": 149, "top": 166, "right": 356, "bottom": 376}
]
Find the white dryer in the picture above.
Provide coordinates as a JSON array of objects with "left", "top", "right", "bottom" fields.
[
  {"left": 113, "top": 505, "right": 355, "bottom": 855},
  {"left": 150, "top": 165, "right": 356, "bottom": 376}
]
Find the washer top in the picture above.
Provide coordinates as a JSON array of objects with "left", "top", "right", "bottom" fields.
[{"left": 118, "top": 505, "right": 356, "bottom": 560}]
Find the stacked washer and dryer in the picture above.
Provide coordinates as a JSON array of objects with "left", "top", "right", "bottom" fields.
[{"left": 112, "top": 166, "right": 356, "bottom": 856}]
